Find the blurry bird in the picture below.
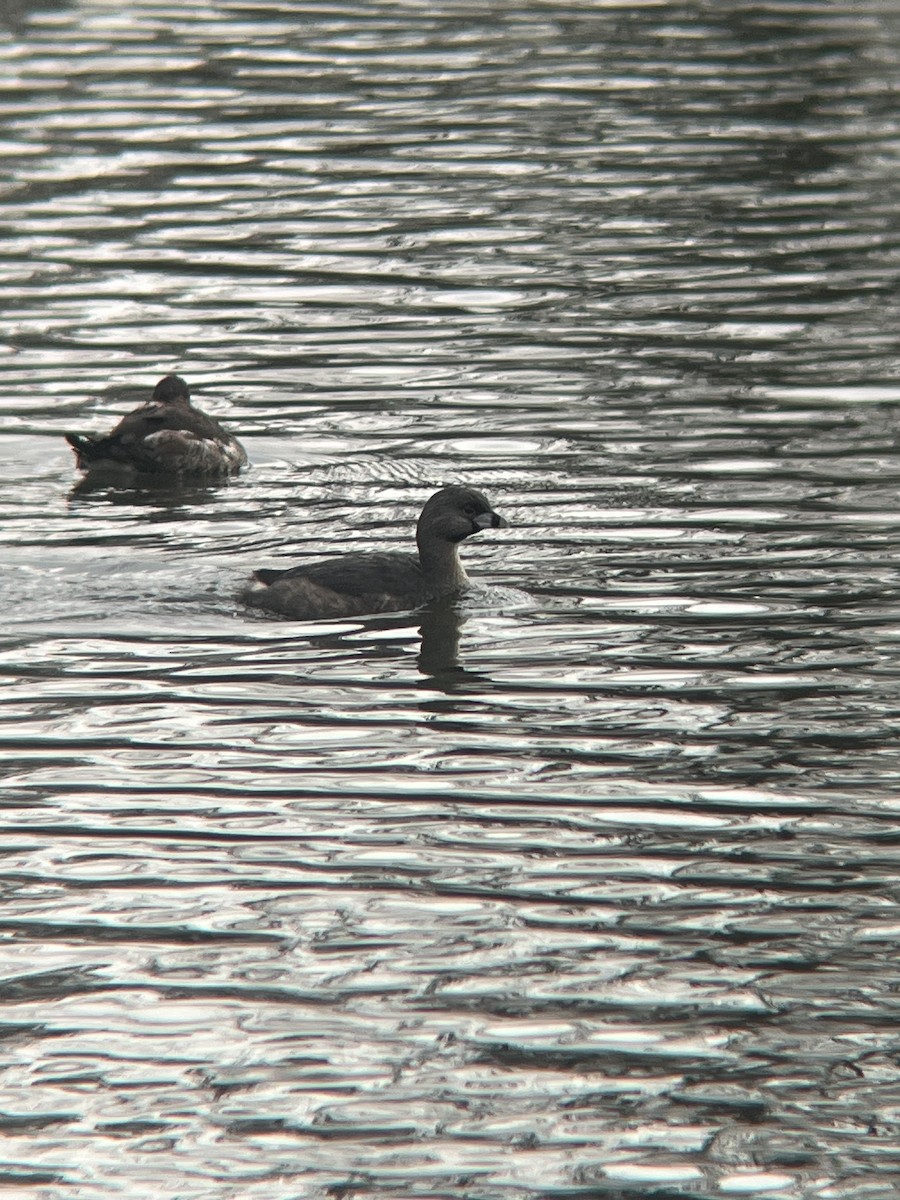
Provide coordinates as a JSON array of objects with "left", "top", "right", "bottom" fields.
[{"left": 66, "top": 374, "right": 248, "bottom": 478}]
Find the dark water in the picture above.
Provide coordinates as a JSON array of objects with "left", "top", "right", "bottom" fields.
[{"left": 3, "top": 1, "right": 900, "bottom": 1196}]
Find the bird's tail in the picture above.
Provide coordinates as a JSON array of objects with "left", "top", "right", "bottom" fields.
[{"left": 65, "top": 433, "right": 102, "bottom": 467}]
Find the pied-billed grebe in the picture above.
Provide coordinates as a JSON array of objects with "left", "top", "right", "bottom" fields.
[
  {"left": 66, "top": 374, "right": 248, "bottom": 478},
  {"left": 241, "top": 485, "right": 509, "bottom": 620}
]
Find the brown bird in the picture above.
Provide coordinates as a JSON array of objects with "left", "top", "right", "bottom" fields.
[
  {"left": 66, "top": 374, "right": 248, "bottom": 478},
  {"left": 241, "top": 485, "right": 509, "bottom": 620}
]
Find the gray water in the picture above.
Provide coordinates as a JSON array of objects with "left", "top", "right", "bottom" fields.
[{"left": 2, "top": 1, "right": 900, "bottom": 1197}]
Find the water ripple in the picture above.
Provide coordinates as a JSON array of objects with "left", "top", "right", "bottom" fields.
[{"left": 2, "top": 1, "right": 900, "bottom": 1197}]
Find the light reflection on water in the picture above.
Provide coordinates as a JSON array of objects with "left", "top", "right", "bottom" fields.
[{"left": 2, "top": 0, "right": 900, "bottom": 1196}]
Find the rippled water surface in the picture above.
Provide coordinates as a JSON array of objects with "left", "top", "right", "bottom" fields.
[{"left": 3, "top": 1, "right": 900, "bottom": 1196}]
